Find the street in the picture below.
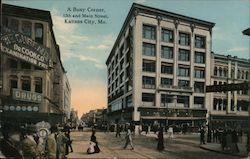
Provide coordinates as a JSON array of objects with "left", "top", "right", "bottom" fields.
[{"left": 67, "top": 129, "right": 240, "bottom": 159}]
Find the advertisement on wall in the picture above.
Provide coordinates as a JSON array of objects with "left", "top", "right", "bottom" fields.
[{"left": 1, "top": 26, "right": 50, "bottom": 69}]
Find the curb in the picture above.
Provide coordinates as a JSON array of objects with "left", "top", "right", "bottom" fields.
[{"left": 199, "top": 145, "right": 247, "bottom": 158}]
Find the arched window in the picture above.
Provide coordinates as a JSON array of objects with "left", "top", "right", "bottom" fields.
[
  {"left": 237, "top": 70, "right": 241, "bottom": 79},
  {"left": 231, "top": 69, "right": 235, "bottom": 79},
  {"left": 246, "top": 71, "right": 248, "bottom": 79},
  {"left": 241, "top": 71, "right": 245, "bottom": 79},
  {"left": 219, "top": 67, "right": 223, "bottom": 77},
  {"left": 214, "top": 67, "right": 217, "bottom": 76},
  {"left": 35, "top": 23, "right": 44, "bottom": 44},
  {"left": 223, "top": 68, "right": 228, "bottom": 77}
]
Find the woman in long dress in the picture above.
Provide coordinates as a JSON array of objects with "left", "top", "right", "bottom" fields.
[{"left": 157, "top": 127, "right": 164, "bottom": 151}]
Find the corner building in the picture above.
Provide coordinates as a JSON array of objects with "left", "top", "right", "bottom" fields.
[
  {"left": 106, "top": 3, "right": 215, "bottom": 129},
  {"left": 0, "top": 4, "right": 71, "bottom": 124}
]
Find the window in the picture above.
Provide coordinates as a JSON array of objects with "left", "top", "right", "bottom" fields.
[
  {"left": 179, "top": 49, "right": 190, "bottom": 61},
  {"left": 161, "top": 94, "right": 174, "bottom": 106},
  {"left": 194, "top": 69, "right": 205, "bottom": 78},
  {"left": 161, "top": 63, "right": 173, "bottom": 74},
  {"left": 179, "top": 32, "right": 190, "bottom": 46},
  {"left": 178, "top": 67, "right": 189, "bottom": 76},
  {"left": 10, "top": 19, "right": 19, "bottom": 32},
  {"left": 178, "top": 80, "right": 189, "bottom": 87},
  {"left": 3, "top": 17, "right": 8, "bottom": 27},
  {"left": 143, "top": 60, "right": 155, "bottom": 72},
  {"left": 194, "top": 97, "right": 204, "bottom": 108},
  {"left": 161, "top": 46, "right": 173, "bottom": 59},
  {"left": 177, "top": 96, "right": 189, "bottom": 107},
  {"left": 161, "top": 28, "right": 173, "bottom": 42},
  {"left": 21, "top": 21, "right": 32, "bottom": 37},
  {"left": 21, "top": 77, "right": 31, "bottom": 91},
  {"left": 142, "top": 76, "right": 155, "bottom": 89},
  {"left": 143, "top": 43, "right": 155, "bottom": 56},
  {"left": 194, "top": 52, "right": 205, "bottom": 64},
  {"left": 142, "top": 93, "right": 155, "bottom": 102},
  {"left": 195, "top": 35, "right": 206, "bottom": 48},
  {"left": 9, "top": 58, "right": 18, "bottom": 69},
  {"left": 35, "top": 23, "right": 44, "bottom": 44},
  {"left": 143, "top": 25, "right": 156, "bottom": 40},
  {"left": 214, "top": 67, "right": 218, "bottom": 76},
  {"left": 21, "top": 61, "right": 31, "bottom": 69},
  {"left": 161, "top": 78, "right": 172, "bottom": 86},
  {"left": 194, "top": 82, "right": 204, "bottom": 93},
  {"left": 10, "top": 76, "right": 18, "bottom": 89},
  {"left": 35, "top": 77, "right": 43, "bottom": 93}
]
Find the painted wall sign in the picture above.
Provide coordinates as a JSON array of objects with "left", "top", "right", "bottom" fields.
[
  {"left": 1, "top": 26, "right": 50, "bottom": 69},
  {"left": 12, "top": 88, "right": 43, "bottom": 103}
]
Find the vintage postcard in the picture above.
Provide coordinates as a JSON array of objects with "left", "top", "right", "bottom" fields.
[{"left": 0, "top": 0, "right": 249, "bottom": 158}]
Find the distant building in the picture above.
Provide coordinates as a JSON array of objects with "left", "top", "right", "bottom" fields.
[
  {"left": 81, "top": 108, "right": 107, "bottom": 127},
  {"left": 0, "top": 4, "right": 71, "bottom": 125},
  {"left": 106, "top": 3, "right": 214, "bottom": 129}
]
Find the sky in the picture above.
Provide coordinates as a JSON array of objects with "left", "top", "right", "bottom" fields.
[{"left": 3, "top": 0, "right": 250, "bottom": 117}]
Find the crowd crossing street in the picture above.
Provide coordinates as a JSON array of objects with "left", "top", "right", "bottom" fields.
[{"left": 66, "top": 128, "right": 243, "bottom": 159}]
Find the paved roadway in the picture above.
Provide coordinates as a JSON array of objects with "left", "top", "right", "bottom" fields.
[{"left": 67, "top": 129, "right": 241, "bottom": 159}]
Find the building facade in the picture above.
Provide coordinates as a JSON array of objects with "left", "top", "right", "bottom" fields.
[
  {"left": 106, "top": 3, "right": 215, "bottom": 129},
  {"left": 0, "top": 4, "right": 71, "bottom": 125},
  {"left": 210, "top": 53, "right": 250, "bottom": 129}
]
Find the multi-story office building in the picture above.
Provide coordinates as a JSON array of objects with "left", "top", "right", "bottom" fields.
[
  {"left": 106, "top": 3, "right": 215, "bottom": 129},
  {"left": 210, "top": 53, "right": 250, "bottom": 129},
  {"left": 0, "top": 4, "right": 71, "bottom": 124}
]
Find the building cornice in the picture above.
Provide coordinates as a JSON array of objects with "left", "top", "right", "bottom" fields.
[{"left": 106, "top": 3, "right": 215, "bottom": 65}]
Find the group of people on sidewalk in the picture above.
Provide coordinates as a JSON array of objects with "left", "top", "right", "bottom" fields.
[{"left": 0, "top": 122, "right": 74, "bottom": 159}]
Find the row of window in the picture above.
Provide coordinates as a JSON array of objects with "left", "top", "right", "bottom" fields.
[
  {"left": 213, "top": 98, "right": 248, "bottom": 112},
  {"left": 9, "top": 58, "right": 43, "bottom": 70},
  {"left": 143, "top": 43, "right": 205, "bottom": 63},
  {"left": 9, "top": 76, "right": 43, "bottom": 93},
  {"left": 143, "top": 60, "right": 205, "bottom": 78},
  {"left": 142, "top": 76, "right": 204, "bottom": 92},
  {"left": 143, "top": 24, "right": 206, "bottom": 48},
  {"left": 214, "top": 67, "right": 249, "bottom": 80},
  {"left": 142, "top": 93, "right": 204, "bottom": 107},
  {"left": 3, "top": 17, "right": 44, "bottom": 45}
]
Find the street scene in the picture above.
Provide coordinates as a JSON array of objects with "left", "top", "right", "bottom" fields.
[
  {"left": 66, "top": 128, "right": 246, "bottom": 159},
  {"left": 1, "top": 0, "right": 250, "bottom": 158}
]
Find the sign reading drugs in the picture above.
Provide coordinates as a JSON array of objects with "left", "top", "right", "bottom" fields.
[
  {"left": 1, "top": 26, "right": 50, "bottom": 69},
  {"left": 12, "top": 88, "right": 43, "bottom": 103}
]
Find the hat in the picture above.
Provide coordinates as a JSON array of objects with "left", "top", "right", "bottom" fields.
[{"left": 25, "top": 125, "right": 37, "bottom": 134}]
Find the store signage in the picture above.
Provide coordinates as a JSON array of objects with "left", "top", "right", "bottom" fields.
[
  {"left": 12, "top": 88, "right": 42, "bottom": 103},
  {"left": 1, "top": 26, "right": 50, "bottom": 69}
]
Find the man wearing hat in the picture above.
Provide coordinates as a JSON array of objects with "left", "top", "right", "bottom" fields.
[
  {"left": 45, "top": 125, "right": 57, "bottom": 158},
  {"left": 21, "top": 125, "right": 44, "bottom": 158}
]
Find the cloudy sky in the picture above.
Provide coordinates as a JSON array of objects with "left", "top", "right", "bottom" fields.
[{"left": 3, "top": 0, "right": 249, "bottom": 117}]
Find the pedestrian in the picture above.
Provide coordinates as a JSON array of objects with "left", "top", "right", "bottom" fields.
[
  {"left": 116, "top": 124, "right": 121, "bottom": 137},
  {"left": 64, "top": 126, "right": 73, "bottom": 155},
  {"left": 56, "top": 128, "right": 69, "bottom": 159},
  {"left": 232, "top": 129, "right": 239, "bottom": 153},
  {"left": 21, "top": 125, "right": 44, "bottom": 158},
  {"left": 199, "top": 126, "right": 205, "bottom": 145},
  {"left": 45, "top": 125, "right": 57, "bottom": 158},
  {"left": 157, "top": 127, "right": 164, "bottom": 151},
  {"left": 123, "top": 128, "right": 134, "bottom": 150},
  {"left": 87, "top": 130, "right": 100, "bottom": 154},
  {"left": 168, "top": 126, "right": 174, "bottom": 139}
]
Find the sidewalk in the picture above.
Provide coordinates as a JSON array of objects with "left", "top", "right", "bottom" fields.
[{"left": 200, "top": 142, "right": 249, "bottom": 158}]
